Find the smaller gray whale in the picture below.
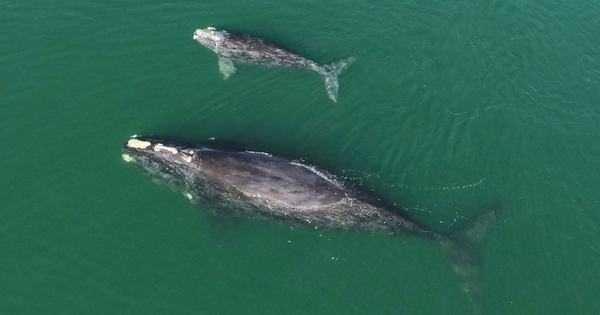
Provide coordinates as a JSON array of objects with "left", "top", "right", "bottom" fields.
[
  {"left": 122, "top": 135, "right": 500, "bottom": 312},
  {"left": 193, "top": 27, "right": 355, "bottom": 102}
]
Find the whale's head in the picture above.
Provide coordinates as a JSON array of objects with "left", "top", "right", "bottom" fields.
[
  {"left": 122, "top": 135, "right": 200, "bottom": 167},
  {"left": 193, "top": 27, "right": 225, "bottom": 52},
  {"left": 122, "top": 135, "right": 204, "bottom": 190}
]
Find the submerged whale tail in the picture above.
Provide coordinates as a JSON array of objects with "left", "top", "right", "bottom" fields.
[
  {"left": 317, "top": 57, "right": 355, "bottom": 102},
  {"left": 440, "top": 204, "right": 503, "bottom": 313}
]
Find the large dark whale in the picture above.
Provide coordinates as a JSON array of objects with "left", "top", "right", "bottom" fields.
[
  {"left": 192, "top": 27, "right": 355, "bottom": 102},
  {"left": 122, "top": 135, "right": 499, "bottom": 312}
]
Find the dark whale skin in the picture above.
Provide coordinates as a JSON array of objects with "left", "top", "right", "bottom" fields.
[
  {"left": 122, "top": 135, "right": 436, "bottom": 239},
  {"left": 122, "top": 135, "right": 499, "bottom": 312}
]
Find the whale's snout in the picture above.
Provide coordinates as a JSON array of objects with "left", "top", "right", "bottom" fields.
[
  {"left": 192, "top": 29, "right": 203, "bottom": 40},
  {"left": 192, "top": 27, "right": 222, "bottom": 50},
  {"left": 122, "top": 135, "right": 196, "bottom": 166}
]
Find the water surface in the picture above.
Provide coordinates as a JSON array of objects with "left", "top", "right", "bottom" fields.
[{"left": 1, "top": 0, "right": 600, "bottom": 314}]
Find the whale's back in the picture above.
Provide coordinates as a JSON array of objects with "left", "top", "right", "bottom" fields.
[{"left": 196, "top": 151, "right": 346, "bottom": 208}]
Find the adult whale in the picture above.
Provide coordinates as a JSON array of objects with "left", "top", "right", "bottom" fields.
[
  {"left": 122, "top": 135, "right": 500, "bottom": 312},
  {"left": 192, "top": 27, "right": 355, "bottom": 102}
]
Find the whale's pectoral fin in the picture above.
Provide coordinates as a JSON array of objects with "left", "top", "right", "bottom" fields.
[{"left": 218, "top": 57, "right": 236, "bottom": 79}]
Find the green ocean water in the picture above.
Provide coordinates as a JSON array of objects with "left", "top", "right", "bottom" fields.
[{"left": 2, "top": 0, "right": 600, "bottom": 314}]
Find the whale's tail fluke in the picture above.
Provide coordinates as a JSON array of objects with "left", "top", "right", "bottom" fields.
[
  {"left": 317, "top": 57, "right": 355, "bottom": 102},
  {"left": 440, "top": 203, "right": 503, "bottom": 314}
]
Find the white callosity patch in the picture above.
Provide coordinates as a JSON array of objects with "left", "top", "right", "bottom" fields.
[
  {"left": 154, "top": 143, "right": 178, "bottom": 154},
  {"left": 179, "top": 149, "right": 194, "bottom": 163},
  {"left": 127, "top": 138, "right": 151, "bottom": 149},
  {"left": 193, "top": 28, "right": 223, "bottom": 53},
  {"left": 180, "top": 154, "right": 192, "bottom": 163},
  {"left": 122, "top": 154, "right": 133, "bottom": 162}
]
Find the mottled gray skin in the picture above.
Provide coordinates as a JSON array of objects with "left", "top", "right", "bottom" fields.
[
  {"left": 194, "top": 28, "right": 318, "bottom": 69},
  {"left": 192, "top": 27, "right": 354, "bottom": 102},
  {"left": 122, "top": 135, "right": 437, "bottom": 239}
]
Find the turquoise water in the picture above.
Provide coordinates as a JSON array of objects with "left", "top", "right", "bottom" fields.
[{"left": 2, "top": 0, "right": 600, "bottom": 314}]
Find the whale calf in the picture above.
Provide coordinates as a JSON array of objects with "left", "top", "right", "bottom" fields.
[
  {"left": 193, "top": 27, "right": 355, "bottom": 102},
  {"left": 122, "top": 135, "right": 499, "bottom": 311}
]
